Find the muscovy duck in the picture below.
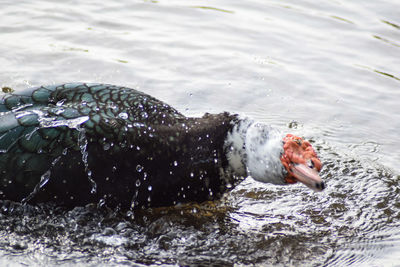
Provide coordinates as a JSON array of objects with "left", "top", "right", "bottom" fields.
[{"left": 0, "top": 83, "right": 324, "bottom": 208}]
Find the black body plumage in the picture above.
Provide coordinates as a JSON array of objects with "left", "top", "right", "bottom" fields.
[{"left": 0, "top": 83, "right": 239, "bottom": 208}]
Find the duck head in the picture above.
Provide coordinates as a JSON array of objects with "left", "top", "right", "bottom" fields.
[
  {"left": 225, "top": 120, "right": 324, "bottom": 191},
  {"left": 280, "top": 134, "right": 324, "bottom": 191}
]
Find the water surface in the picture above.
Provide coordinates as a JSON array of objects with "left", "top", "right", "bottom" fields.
[{"left": 0, "top": 0, "right": 399, "bottom": 266}]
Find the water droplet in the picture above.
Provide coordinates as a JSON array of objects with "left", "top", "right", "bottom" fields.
[
  {"left": 135, "top": 179, "right": 141, "bottom": 187},
  {"left": 118, "top": 112, "right": 128, "bottom": 119},
  {"left": 214, "top": 158, "right": 218, "bottom": 164},
  {"left": 98, "top": 198, "right": 106, "bottom": 208},
  {"left": 141, "top": 112, "right": 148, "bottom": 119},
  {"left": 90, "top": 185, "right": 96, "bottom": 194},
  {"left": 148, "top": 185, "right": 152, "bottom": 191},
  {"left": 136, "top": 165, "right": 143, "bottom": 172},
  {"left": 126, "top": 210, "right": 134, "bottom": 219},
  {"left": 103, "top": 143, "right": 111, "bottom": 150},
  {"left": 56, "top": 99, "right": 66, "bottom": 106},
  {"left": 136, "top": 146, "right": 141, "bottom": 151},
  {"left": 174, "top": 161, "right": 178, "bottom": 166},
  {"left": 190, "top": 172, "right": 194, "bottom": 178},
  {"left": 147, "top": 196, "right": 151, "bottom": 202}
]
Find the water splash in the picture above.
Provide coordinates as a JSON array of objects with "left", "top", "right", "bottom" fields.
[
  {"left": 130, "top": 190, "right": 139, "bottom": 210},
  {"left": 39, "top": 114, "right": 89, "bottom": 128},
  {"left": 10, "top": 103, "right": 34, "bottom": 111},
  {"left": 21, "top": 156, "right": 61, "bottom": 204},
  {"left": 2, "top": 108, "right": 94, "bottom": 202},
  {"left": 77, "top": 127, "right": 97, "bottom": 194}
]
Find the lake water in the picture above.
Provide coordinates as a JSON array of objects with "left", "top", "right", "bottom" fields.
[{"left": 0, "top": 0, "right": 399, "bottom": 266}]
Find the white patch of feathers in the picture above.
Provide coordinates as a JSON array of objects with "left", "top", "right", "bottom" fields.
[{"left": 224, "top": 116, "right": 286, "bottom": 185}]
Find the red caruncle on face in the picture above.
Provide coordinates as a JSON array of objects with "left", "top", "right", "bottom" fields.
[{"left": 280, "top": 134, "right": 322, "bottom": 184}]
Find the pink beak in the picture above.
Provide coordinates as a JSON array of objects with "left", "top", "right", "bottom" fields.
[{"left": 290, "top": 163, "right": 325, "bottom": 191}]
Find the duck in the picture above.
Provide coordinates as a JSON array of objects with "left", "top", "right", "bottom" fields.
[{"left": 0, "top": 83, "right": 324, "bottom": 208}]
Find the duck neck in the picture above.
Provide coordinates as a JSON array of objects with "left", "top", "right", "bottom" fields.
[{"left": 224, "top": 117, "right": 286, "bottom": 185}]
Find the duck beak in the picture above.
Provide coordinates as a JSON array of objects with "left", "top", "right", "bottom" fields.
[{"left": 290, "top": 163, "right": 325, "bottom": 192}]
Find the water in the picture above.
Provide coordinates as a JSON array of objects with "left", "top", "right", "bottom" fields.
[{"left": 0, "top": 0, "right": 399, "bottom": 265}]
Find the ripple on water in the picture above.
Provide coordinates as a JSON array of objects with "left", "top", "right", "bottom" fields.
[{"left": 227, "top": 139, "right": 400, "bottom": 266}]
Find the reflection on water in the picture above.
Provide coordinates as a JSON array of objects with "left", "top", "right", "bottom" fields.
[
  {"left": 381, "top": 19, "right": 400, "bottom": 30},
  {"left": 356, "top": 64, "right": 400, "bottom": 82},
  {"left": 0, "top": 0, "right": 400, "bottom": 265},
  {"left": 191, "top": 6, "right": 234, "bottom": 14}
]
